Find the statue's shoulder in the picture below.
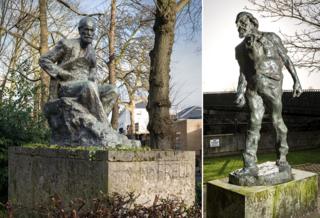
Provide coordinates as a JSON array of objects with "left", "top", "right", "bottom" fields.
[
  {"left": 58, "top": 38, "right": 80, "bottom": 48},
  {"left": 262, "top": 32, "right": 282, "bottom": 43},
  {"left": 235, "top": 40, "right": 246, "bottom": 57},
  {"left": 236, "top": 40, "right": 245, "bottom": 50}
]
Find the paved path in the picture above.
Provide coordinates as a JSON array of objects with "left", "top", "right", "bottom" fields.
[{"left": 295, "top": 163, "right": 320, "bottom": 173}]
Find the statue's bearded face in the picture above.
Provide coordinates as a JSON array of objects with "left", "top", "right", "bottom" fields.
[
  {"left": 236, "top": 16, "right": 255, "bottom": 38},
  {"left": 79, "top": 21, "right": 95, "bottom": 45}
]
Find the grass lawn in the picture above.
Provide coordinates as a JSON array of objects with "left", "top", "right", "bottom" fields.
[{"left": 204, "top": 148, "right": 320, "bottom": 183}]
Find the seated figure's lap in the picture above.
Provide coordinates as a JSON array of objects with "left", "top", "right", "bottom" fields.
[
  {"left": 58, "top": 81, "right": 118, "bottom": 98},
  {"left": 58, "top": 81, "right": 97, "bottom": 98}
]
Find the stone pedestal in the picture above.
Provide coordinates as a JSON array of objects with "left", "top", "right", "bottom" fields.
[
  {"left": 9, "top": 147, "right": 195, "bottom": 215},
  {"left": 207, "top": 169, "right": 318, "bottom": 218}
]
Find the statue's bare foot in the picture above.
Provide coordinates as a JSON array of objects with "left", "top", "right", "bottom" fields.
[
  {"left": 276, "top": 155, "right": 290, "bottom": 172},
  {"left": 276, "top": 155, "right": 288, "bottom": 166},
  {"left": 237, "top": 165, "right": 258, "bottom": 177}
]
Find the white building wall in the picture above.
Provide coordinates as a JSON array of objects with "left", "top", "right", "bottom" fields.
[
  {"left": 134, "top": 108, "right": 149, "bottom": 134},
  {"left": 118, "top": 108, "right": 149, "bottom": 134}
]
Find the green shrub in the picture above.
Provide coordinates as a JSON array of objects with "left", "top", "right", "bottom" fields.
[
  {"left": 0, "top": 60, "right": 50, "bottom": 202},
  {"left": 0, "top": 103, "right": 49, "bottom": 202},
  {"left": 196, "top": 181, "right": 202, "bottom": 205},
  {"left": 7, "top": 193, "right": 201, "bottom": 217}
]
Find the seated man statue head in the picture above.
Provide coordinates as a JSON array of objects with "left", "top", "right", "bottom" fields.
[{"left": 78, "top": 17, "right": 96, "bottom": 47}]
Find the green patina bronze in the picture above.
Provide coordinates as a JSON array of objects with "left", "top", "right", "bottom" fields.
[{"left": 232, "top": 11, "right": 302, "bottom": 184}]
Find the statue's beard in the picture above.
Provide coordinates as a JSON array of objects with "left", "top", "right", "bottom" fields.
[
  {"left": 238, "top": 28, "right": 246, "bottom": 38},
  {"left": 81, "top": 36, "right": 93, "bottom": 45}
]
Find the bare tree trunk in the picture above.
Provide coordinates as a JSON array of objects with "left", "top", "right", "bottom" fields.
[
  {"left": 39, "top": 0, "right": 50, "bottom": 108},
  {"left": 147, "top": 0, "right": 189, "bottom": 149},
  {"left": 31, "top": 37, "right": 41, "bottom": 118},
  {"left": 147, "top": 0, "right": 176, "bottom": 149},
  {"left": 108, "top": 0, "right": 119, "bottom": 129},
  {"left": 0, "top": 38, "right": 21, "bottom": 102},
  {"left": 129, "top": 99, "right": 135, "bottom": 138}
]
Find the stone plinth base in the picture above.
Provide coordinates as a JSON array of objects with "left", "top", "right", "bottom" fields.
[
  {"left": 9, "top": 147, "right": 195, "bottom": 215},
  {"left": 207, "top": 169, "right": 317, "bottom": 218},
  {"left": 229, "top": 161, "right": 293, "bottom": 186}
]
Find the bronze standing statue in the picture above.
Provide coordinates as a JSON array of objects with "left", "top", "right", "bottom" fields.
[
  {"left": 231, "top": 12, "right": 302, "bottom": 185},
  {"left": 39, "top": 17, "right": 139, "bottom": 147}
]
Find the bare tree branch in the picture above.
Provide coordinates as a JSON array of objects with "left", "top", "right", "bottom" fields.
[
  {"left": 247, "top": 0, "right": 320, "bottom": 72},
  {"left": 56, "top": 0, "right": 105, "bottom": 17},
  {"left": 176, "top": 0, "right": 190, "bottom": 12},
  {"left": 0, "top": 26, "right": 40, "bottom": 50},
  {"left": 130, "top": 0, "right": 156, "bottom": 15},
  {"left": 15, "top": 69, "right": 41, "bottom": 82}
]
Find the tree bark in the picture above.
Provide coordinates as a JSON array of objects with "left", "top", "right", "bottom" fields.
[
  {"left": 147, "top": 0, "right": 178, "bottom": 149},
  {"left": 31, "top": 37, "right": 41, "bottom": 119},
  {"left": 39, "top": 0, "right": 50, "bottom": 108},
  {"left": 108, "top": 0, "right": 119, "bottom": 129},
  {"left": 129, "top": 98, "right": 135, "bottom": 138}
]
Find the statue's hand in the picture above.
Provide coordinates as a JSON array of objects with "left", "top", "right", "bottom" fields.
[
  {"left": 235, "top": 94, "right": 246, "bottom": 107},
  {"left": 58, "top": 70, "right": 74, "bottom": 81},
  {"left": 293, "top": 81, "right": 302, "bottom": 97}
]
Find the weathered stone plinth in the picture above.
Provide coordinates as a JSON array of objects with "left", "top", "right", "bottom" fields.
[
  {"left": 207, "top": 169, "right": 317, "bottom": 218},
  {"left": 229, "top": 161, "right": 293, "bottom": 186},
  {"left": 9, "top": 147, "right": 195, "bottom": 215},
  {"left": 44, "top": 97, "right": 140, "bottom": 147}
]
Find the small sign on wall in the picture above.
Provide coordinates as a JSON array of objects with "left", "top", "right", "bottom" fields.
[{"left": 209, "top": 138, "right": 220, "bottom": 147}]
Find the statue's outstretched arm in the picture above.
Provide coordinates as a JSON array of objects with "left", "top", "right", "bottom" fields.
[
  {"left": 273, "top": 33, "right": 302, "bottom": 97},
  {"left": 237, "top": 72, "right": 247, "bottom": 96},
  {"left": 235, "top": 71, "right": 247, "bottom": 107},
  {"left": 235, "top": 48, "right": 247, "bottom": 107}
]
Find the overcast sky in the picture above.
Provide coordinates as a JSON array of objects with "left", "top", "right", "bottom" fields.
[{"left": 203, "top": 0, "right": 320, "bottom": 93}]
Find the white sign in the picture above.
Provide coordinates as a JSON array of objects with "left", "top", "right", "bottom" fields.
[{"left": 210, "top": 139, "right": 220, "bottom": 147}]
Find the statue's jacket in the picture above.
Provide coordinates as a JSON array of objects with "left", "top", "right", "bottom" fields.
[
  {"left": 39, "top": 38, "right": 96, "bottom": 82},
  {"left": 235, "top": 32, "right": 286, "bottom": 85},
  {"left": 39, "top": 38, "right": 97, "bottom": 98}
]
